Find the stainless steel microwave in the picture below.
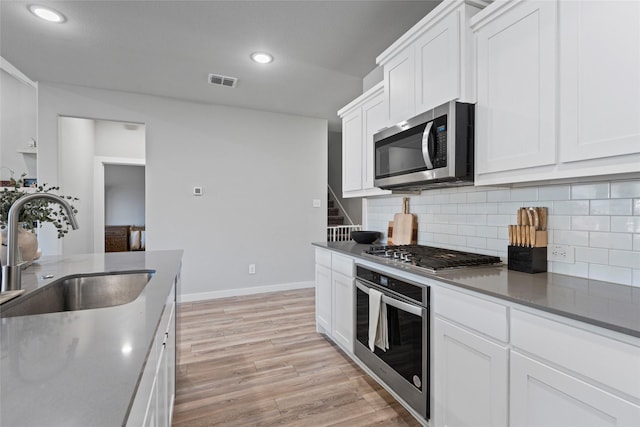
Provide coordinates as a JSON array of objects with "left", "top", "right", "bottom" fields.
[{"left": 374, "top": 101, "right": 474, "bottom": 190}]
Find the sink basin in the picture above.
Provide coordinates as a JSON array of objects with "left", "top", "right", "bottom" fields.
[{"left": 0, "top": 270, "right": 155, "bottom": 318}]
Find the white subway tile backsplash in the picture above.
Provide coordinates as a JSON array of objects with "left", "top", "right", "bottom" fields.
[
  {"left": 477, "top": 226, "right": 498, "bottom": 238},
  {"left": 611, "top": 216, "right": 640, "bottom": 233},
  {"left": 365, "top": 177, "right": 640, "bottom": 286},
  {"left": 457, "top": 225, "right": 477, "bottom": 236},
  {"left": 548, "top": 215, "right": 571, "bottom": 231},
  {"left": 554, "top": 230, "right": 589, "bottom": 246},
  {"left": 467, "top": 191, "right": 487, "bottom": 203},
  {"left": 550, "top": 261, "right": 589, "bottom": 278},
  {"left": 553, "top": 200, "right": 590, "bottom": 215},
  {"left": 571, "top": 216, "right": 610, "bottom": 232},
  {"left": 571, "top": 183, "right": 610, "bottom": 199},
  {"left": 538, "top": 185, "right": 570, "bottom": 200},
  {"left": 466, "top": 236, "right": 487, "bottom": 249},
  {"left": 611, "top": 180, "right": 640, "bottom": 198},
  {"left": 449, "top": 235, "right": 467, "bottom": 247},
  {"left": 466, "top": 214, "right": 488, "bottom": 225},
  {"left": 487, "top": 189, "right": 511, "bottom": 202},
  {"left": 589, "top": 264, "right": 632, "bottom": 286},
  {"left": 498, "top": 202, "right": 523, "bottom": 215},
  {"left": 575, "top": 247, "right": 609, "bottom": 264},
  {"left": 448, "top": 193, "right": 467, "bottom": 204},
  {"left": 590, "top": 199, "right": 633, "bottom": 216},
  {"left": 589, "top": 232, "right": 632, "bottom": 250},
  {"left": 510, "top": 187, "right": 538, "bottom": 201},
  {"left": 487, "top": 214, "right": 511, "bottom": 226},
  {"left": 608, "top": 250, "right": 640, "bottom": 269}
]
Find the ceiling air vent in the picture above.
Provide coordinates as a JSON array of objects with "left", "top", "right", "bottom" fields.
[{"left": 208, "top": 73, "right": 238, "bottom": 88}]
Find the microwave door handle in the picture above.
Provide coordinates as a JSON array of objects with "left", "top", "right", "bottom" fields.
[
  {"left": 355, "top": 281, "right": 423, "bottom": 317},
  {"left": 421, "top": 122, "right": 435, "bottom": 170}
]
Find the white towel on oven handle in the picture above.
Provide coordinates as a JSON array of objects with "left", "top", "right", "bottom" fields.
[{"left": 368, "top": 288, "right": 389, "bottom": 352}]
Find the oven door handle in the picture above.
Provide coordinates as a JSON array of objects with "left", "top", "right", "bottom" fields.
[{"left": 356, "top": 281, "right": 423, "bottom": 317}]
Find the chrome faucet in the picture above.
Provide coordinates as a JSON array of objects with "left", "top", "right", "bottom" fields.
[{"left": 1, "top": 193, "right": 79, "bottom": 292}]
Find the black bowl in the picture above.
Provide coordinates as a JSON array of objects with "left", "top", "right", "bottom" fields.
[{"left": 351, "top": 230, "right": 379, "bottom": 244}]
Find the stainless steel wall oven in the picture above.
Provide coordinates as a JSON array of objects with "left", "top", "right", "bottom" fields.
[{"left": 354, "top": 265, "right": 430, "bottom": 420}]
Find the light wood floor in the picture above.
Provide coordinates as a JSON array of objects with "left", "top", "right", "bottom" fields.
[{"left": 173, "top": 288, "right": 422, "bottom": 426}]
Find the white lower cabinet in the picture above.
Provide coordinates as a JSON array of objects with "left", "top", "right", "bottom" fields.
[
  {"left": 332, "top": 270, "right": 354, "bottom": 351},
  {"left": 434, "top": 318, "right": 508, "bottom": 427},
  {"left": 127, "top": 274, "right": 178, "bottom": 427},
  {"left": 510, "top": 351, "right": 640, "bottom": 427},
  {"left": 315, "top": 263, "right": 332, "bottom": 333},
  {"left": 434, "top": 286, "right": 509, "bottom": 427},
  {"left": 510, "top": 308, "right": 640, "bottom": 427},
  {"left": 314, "top": 248, "right": 354, "bottom": 353}
]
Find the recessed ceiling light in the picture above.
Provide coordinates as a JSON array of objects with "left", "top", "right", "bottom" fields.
[
  {"left": 28, "top": 4, "right": 66, "bottom": 23},
  {"left": 250, "top": 52, "right": 274, "bottom": 64}
]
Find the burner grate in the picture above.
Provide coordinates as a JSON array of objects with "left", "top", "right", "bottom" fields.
[{"left": 364, "top": 245, "right": 501, "bottom": 272}]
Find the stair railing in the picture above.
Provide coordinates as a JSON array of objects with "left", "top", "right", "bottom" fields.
[
  {"left": 327, "top": 185, "right": 361, "bottom": 242},
  {"left": 327, "top": 185, "right": 355, "bottom": 225}
]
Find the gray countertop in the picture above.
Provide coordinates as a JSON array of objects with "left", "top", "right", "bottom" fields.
[
  {"left": 314, "top": 242, "right": 640, "bottom": 338},
  {"left": 0, "top": 250, "right": 183, "bottom": 427}
]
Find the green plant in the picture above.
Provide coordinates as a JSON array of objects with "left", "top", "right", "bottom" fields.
[{"left": 0, "top": 174, "right": 79, "bottom": 239}]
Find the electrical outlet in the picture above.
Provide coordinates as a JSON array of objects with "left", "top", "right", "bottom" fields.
[
  {"left": 547, "top": 244, "right": 575, "bottom": 263},
  {"left": 248, "top": 264, "right": 256, "bottom": 275}
]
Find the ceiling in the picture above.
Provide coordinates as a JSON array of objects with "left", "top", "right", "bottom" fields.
[{"left": 0, "top": 0, "right": 441, "bottom": 132}]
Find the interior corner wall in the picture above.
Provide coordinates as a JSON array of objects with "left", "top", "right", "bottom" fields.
[
  {"left": 37, "top": 82, "right": 328, "bottom": 298},
  {"left": 58, "top": 117, "right": 96, "bottom": 255}
]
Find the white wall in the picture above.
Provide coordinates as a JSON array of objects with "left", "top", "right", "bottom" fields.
[
  {"left": 59, "top": 117, "right": 95, "bottom": 254},
  {"left": 1, "top": 68, "right": 37, "bottom": 180},
  {"left": 366, "top": 180, "right": 640, "bottom": 287},
  {"left": 105, "top": 164, "right": 145, "bottom": 225},
  {"left": 38, "top": 82, "right": 328, "bottom": 299},
  {"left": 95, "top": 120, "right": 145, "bottom": 158}
]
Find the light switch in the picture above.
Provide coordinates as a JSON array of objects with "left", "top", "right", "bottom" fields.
[
  {"left": 193, "top": 187, "right": 203, "bottom": 196},
  {"left": 312, "top": 199, "right": 321, "bottom": 208}
]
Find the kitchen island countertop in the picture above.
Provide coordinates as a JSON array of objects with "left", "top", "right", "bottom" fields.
[
  {"left": 0, "top": 250, "right": 183, "bottom": 427},
  {"left": 314, "top": 242, "right": 640, "bottom": 339}
]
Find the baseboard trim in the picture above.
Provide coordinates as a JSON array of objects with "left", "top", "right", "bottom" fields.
[{"left": 179, "top": 280, "right": 315, "bottom": 303}]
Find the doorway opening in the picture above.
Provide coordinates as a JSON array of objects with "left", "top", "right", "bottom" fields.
[{"left": 58, "top": 116, "right": 146, "bottom": 255}]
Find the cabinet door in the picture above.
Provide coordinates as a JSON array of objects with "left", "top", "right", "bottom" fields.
[
  {"left": 384, "top": 48, "right": 416, "bottom": 125},
  {"left": 475, "top": 0, "right": 557, "bottom": 174},
  {"left": 415, "top": 10, "right": 460, "bottom": 113},
  {"left": 342, "top": 110, "right": 363, "bottom": 192},
  {"left": 315, "top": 264, "right": 332, "bottom": 333},
  {"left": 361, "top": 91, "right": 386, "bottom": 191},
  {"left": 511, "top": 351, "right": 640, "bottom": 427},
  {"left": 434, "top": 318, "right": 508, "bottom": 427},
  {"left": 331, "top": 272, "right": 354, "bottom": 353},
  {"left": 559, "top": 1, "right": 640, "bottom": 163}
]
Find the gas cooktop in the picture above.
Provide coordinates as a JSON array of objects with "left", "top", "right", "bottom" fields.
[{"left": 362, "top": 244, "right": 502, "bottom": 274}]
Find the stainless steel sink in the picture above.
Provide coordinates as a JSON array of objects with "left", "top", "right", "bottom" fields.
[{"left": 0, "top": 270, "right": 155, "bottom": 318}]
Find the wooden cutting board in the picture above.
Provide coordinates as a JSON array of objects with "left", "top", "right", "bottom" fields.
[{"left": 392, "top": 198, "right": 416, "bottom": 245}]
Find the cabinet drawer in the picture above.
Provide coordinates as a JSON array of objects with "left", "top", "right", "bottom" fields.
[
  {"left": 512, "top": 309, "right": 640, "bottom": 400},
  {"left": 434, "top": 286, "right": 509, "bottom": 342},
  {"left": 315, "top": 249, "right": 332, "bottom": 268},
  {"left": 332, "top": 253, "right": 354, "bottom": 278}
]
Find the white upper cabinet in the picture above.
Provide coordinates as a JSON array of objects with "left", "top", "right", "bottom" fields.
[
  {"left": 473, "top": 0, "right": 640, "bottom": 186},
  {"left": 473, "top": 0, "right": 557, "bottom": 175},
  {"left": 377, "top": 0, "right": 486, "bottom": 127},
  {"left": 415, "top": 10, "right": 461, "bottom": 114},
  {"left": 338, "top": 82, "right": 391, "bottom": 198},
  {"left": 559, "top": 0, "right": 640, "bottom": 164}
]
